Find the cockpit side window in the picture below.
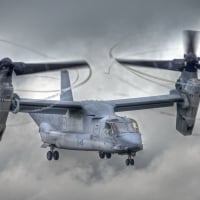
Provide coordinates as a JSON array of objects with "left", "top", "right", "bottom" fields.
[
  {"left": 105, "top": 120, "right": 139, "bottom": 135},
  {"left": 132, "top": 121, "right": 139, "bottom": 131},
  {"left": 104, "top": 123, "right": 113, "bottom": 135},
  {"left": 115, "top": 121, "right": 139, "bottom": 133}
]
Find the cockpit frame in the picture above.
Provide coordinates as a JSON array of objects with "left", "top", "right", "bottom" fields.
[{"left": 104, "top": 118, "right": 139, "bottom": 135}]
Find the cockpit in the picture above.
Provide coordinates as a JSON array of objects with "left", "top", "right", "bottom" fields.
[{"left": 104, "top": 118, "right": 139, "bottom": 135}]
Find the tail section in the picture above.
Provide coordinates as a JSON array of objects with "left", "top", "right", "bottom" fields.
[
  {"left": 29, "top": 70, "right": 73, "bottom": 127},
  {"left": 60, "top": 70, "right": 73, "bottom": 101}
]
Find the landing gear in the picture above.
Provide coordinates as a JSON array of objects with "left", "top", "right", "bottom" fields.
[
  {"left": 106, "top": 152, "right": 112, "bottom": 159},
  {"left": 47, "top": 151, "right": 53, "bottom": 161},
  {"left": 125, "top": 158, "right": 134, "bottom": 166},
  {"left": 47, "top": 145, "right": 60, "bottom": 161},
  {"left": 130, "top": 159, "right": 135, "bottom": 166},
  {"left": 53, "top": 150, "right": 59, "bottom": 160},
  {"left": 125, "top": 153, "right": 135, "bottom": 166},
  {"left": 126, "top": 158, "right": 130, "bottom": 166},
  {"left": 99, "top": 152, "right": 105, "bottom": 159},
  {"left": 99, "top": 152, "right": 112, "bottom": 159}
]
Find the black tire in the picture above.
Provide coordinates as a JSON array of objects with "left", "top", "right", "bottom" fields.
[
  {"left": 99, "top": 152, "right": 105, "bottom": 159},
  {"left": 125, "top": 159, "right": 130, "bottom": 166},
  {"left": 106, "top": 153, "right": 112, "bottom": 159},
  {"left": 53, "top": 151, "right": 59, "bottom": 160},
  {"left": 47, "top": 151, "right": 53, "bottom": 161},
  {"left": 130, "top": 159, "right": 135, "bottom": 166}
]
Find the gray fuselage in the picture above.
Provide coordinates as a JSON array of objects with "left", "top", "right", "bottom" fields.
[{"left": 34, "top": 102, "right": 143, "bottom": 154}]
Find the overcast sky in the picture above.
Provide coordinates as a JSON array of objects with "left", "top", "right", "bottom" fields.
[{"left": 0, "top": 0, "right": 200, "bottom": 200}]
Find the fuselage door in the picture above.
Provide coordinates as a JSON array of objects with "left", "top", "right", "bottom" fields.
[{"left": 92, "top": 119, "right": 101, "bottom": 140}]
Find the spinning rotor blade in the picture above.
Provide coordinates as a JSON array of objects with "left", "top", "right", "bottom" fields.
[
  {"left": 184, "top": 30, "right": 199, "bottom": 55},
  {"left": 116, "top": 58, "right": 185, "bottom": 72},
  {"left": 13, "top": 60, "right": 89, "bottom": 75},
  {"left": 114, "top": 30, "right": 200, "bottom": 72}
]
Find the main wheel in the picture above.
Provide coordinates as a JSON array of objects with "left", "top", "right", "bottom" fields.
[
  {"left": 53, "top": 151, "right": 59, "bottom": 160},
  {"left": 130, "top": 159, "right": 135, "bottom": 166},
  {"left": 106, "top": 153, "right": 112, "bottom": 159},
  {"left": 47, "top": 151, "right": 53, "bottom": 161},
  {"left": 125, "top": 159, "right": 130, "bottom": 166},
  {"left": 99, "top": 152, "right": 105, "bottom": 159}
]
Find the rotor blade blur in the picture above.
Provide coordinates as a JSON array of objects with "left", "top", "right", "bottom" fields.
[
  {"left": 184, "top": 30, "right": 199, "bottom": 54},
  {"left": 13, "top": 60, "right": 89, "bottom": 75},
  {"left": 116, "top": 58, "right": 185, "bottom": 71}
]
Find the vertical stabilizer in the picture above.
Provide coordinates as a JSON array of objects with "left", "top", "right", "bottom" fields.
[
  {"left": 60, "top": 70, "right": 73, "bottom": 101},
  {"left": 29, "top": 70, "right": 73, "bottom": 127}
]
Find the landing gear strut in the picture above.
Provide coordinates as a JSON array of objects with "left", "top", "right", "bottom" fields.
[
  {"left": 125, "top": 153, "right": 135, "bottom": 166},
  {"left": 47, "top": 145, "right": 59, "bottom": 161}
]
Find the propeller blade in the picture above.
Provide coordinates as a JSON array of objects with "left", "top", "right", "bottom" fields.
[
  {"left": 116, "top": 58, "right": 185, "bottom": 72},
  {"left": 13, "top": 60, "right": 89, "bottom": 75},
  {"left": 184, "top": 30, "right": 199, "bottom": 55}
]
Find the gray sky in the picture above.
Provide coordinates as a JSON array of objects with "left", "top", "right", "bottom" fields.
[{"left": 0, "top": 0, "right": 200, "bottom": 199}]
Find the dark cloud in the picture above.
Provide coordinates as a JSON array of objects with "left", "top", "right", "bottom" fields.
[{"left": 0, "top": 0, "right": 199, "bottom": 199}]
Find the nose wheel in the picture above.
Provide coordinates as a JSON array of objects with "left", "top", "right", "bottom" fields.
[
  {"left": 47, "top": 145, "right": 59, "bottom": 161},
  {"left": 125, "top": 158, "right": 134, "bottom": 166},
  {"left": 125, "top": 153, "right": 135, "bottom": 166}
]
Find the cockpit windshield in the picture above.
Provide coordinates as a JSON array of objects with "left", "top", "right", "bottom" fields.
[{"left": 105, "top": 119, "right": 139, "bottom": 135}]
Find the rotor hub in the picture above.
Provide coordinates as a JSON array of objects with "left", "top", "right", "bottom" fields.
[
  {"left": 184, "top": 53, "right": 198, "bottom": 65},
  {"left": 0, "top": 57, "right": 13, "bottom": 67},
  {"left": 183, "top": 53, "right": 199, "bottom": 72},
  {"left": 0, "top": 57, "right": 14, "bottom": 77}
]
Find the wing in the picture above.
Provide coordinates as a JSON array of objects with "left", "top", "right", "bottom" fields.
[
  {"left": 13, "top": 98, "right": 82, "bottom": 114},
  {"left": 107, "top": 94, "right": 184, "bottom": 112}
]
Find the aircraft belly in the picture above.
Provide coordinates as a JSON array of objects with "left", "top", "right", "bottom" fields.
[
  {"left": 79, "top": 140, "right": 114, "bottom": 152},
  {"left": 54, "top": 133, "right": 115, "bottom": 152},
  {"left": 56, "top": 133, "right": 77, "bottom": 149},
  {"left": 41, "top": 131, "right": 142, "bottom": 154}
]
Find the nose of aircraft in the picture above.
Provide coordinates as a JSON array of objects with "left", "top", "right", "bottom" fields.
[{"left": 118, "top": 132, "right": 143, "bottom": 150}]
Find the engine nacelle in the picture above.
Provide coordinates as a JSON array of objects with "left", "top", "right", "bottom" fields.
[
  {"left": 176, "top": 78, "right": 200, "bottom": 135},
  {"left": 0, "top": 58, "right": 14, "bottom": 140},
  {"left": 0, "top": 85, "right": 13, "bottom": 140}
]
